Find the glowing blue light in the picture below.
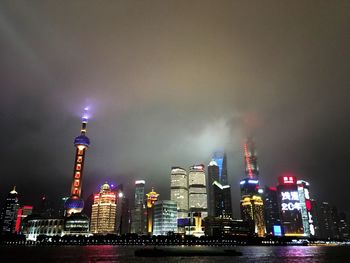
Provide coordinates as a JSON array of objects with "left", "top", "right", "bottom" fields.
[
  {"left": 248, "top": 180, "right": 259, "bottom": 184},
  {"left": 240, "top": 180, "right": 246, "bottom": 185},
  {"left": 273, "top": 225, "right": 282, "bottom": 236}
]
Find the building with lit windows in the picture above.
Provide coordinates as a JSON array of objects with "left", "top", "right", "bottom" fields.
[
  {"left": 25, "top": 217, "right": 65, "bottom": 241},
  {"left": 188, "top": 164, "right": 208, "bottom": 219},
  {"left": 170, "top": 167, "right": 188, "bottom": 219},
  {"left": 239, "top": 138, "right": 266, "bottom": 237},
  {"left": 240, "top": 194, "right": 266, "bottom": 237},
  {"left": 297, "top": 180, "right": 315, "bottom": 237},
  {"left": 152, "top": 200, "right": 178, "bottom": 236},
  {"left": 212, "top": 181, "right": 232, "bottom": 217},
  {"left": 0, "top": 187, "right": 20, "bottom": 234},
  {"left": 204, "top": 217, "right": 250, "bottom": 237},
  {"left": 146, "top": 188, "right": 159, "bottom": 234},
  {"left": 277, "top": 175, "right": 304, "bottom": 236},
  {"left": 64, "top": 213, "right": 90, "bottom": 235},
  {"left": 90, "top": 183, "right": 117, "bottom": 234},
  {"left": 65, "top": 108, "right": 90, "bottom": 216},
  {"left": 263, "top": 187, "right": 281, "bottom": 236},
  {"left": 130, "top": 180, "right": 147, "bottom": 235},
  {"left": 15, "top": 205, "right": 33, "bottom": 234}
]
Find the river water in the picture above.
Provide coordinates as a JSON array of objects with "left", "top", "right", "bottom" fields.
[{"left": 1, "top": 245, "right": 349, "bottom": 262}]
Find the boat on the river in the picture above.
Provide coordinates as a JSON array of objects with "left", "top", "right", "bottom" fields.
[{"left": 134, "top": 247, "right": 242, "bottom": 257}]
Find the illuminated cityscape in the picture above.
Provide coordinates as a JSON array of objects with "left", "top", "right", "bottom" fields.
[
  {"left": 0, "top": 114, "right": 349, "bottom": 245},
  {"left": 0, "top": 116, "right": 349, "bottom": 244}
]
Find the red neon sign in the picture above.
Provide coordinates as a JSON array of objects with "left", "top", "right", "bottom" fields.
[{"left": 283, "top": 176, "right": 295, "bottom": 184}]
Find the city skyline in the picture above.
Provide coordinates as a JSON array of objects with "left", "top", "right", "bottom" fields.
[{"left": 0, "top": 1, "right": 349, "bottom": 218}]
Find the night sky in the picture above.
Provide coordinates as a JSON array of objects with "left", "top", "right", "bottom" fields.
[{"left": 0, "top": 1, "right": 349, "bottom": 216}]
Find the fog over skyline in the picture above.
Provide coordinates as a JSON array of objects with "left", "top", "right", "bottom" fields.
[{"left": 0, "top": 1, "right": 349, "bottom": 216}]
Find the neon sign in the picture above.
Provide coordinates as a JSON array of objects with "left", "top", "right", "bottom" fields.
[
  {"left": 282, "top": 202, "right": 301, "bottom": 211},
  {"left": 281, "top": 191, "right": 301, "bottom": 211},
  {"left": 283, "top": 176, "right": 296, "bottom": 184},
  {"left": 281, "top": 191, "right": 299, "bottom": 201}
]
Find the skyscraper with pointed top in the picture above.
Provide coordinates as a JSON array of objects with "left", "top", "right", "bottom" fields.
[
  {"left": 244, "top": 137, "right": 259, "bottom": 179},
  {"left": 240, "top": 137, "right": 266, "bottom": 237},
  {"left": 212, "top": 151, "right": 228, "bottom": 185},
  {"left": 0, "top": 186, "right": 20, "bottom": 234},
  {"left": 65, "top": 108, "right": 90, "bottom": 216}
]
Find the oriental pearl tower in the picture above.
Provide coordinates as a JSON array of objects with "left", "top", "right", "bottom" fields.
[{"left": 65, "top": 108, "right": 90, "bottom": 216}]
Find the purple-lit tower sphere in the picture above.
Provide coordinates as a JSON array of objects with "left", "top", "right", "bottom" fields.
[{"left": 65, "top": 108, "right": 90, "bottom": 216}]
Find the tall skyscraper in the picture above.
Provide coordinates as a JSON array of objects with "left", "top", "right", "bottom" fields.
[
  {"left": 113, "top": 184, "right": 131, "bottom": 235},
  {"left": 244, "top": 138, "right": 259, "bottom": 179},
  {"left": 310, "top": 199, "right": 321, "bottom": 238},
  {"left": 188, "top": 164, "right": 208, "bottom": 219},
  {"left": 207, "top": 160, "right": 220, "bottom": 217},
  {"left": 170, "top": 167, "right": 188, "bottom": 219},
  {"left": 146, "top": 188, "right": 159, "bottom": 234},
  {"left": 297, "top": 180, "right": 316, "bottom": 237},
  {"left": 208, "top": 158, "right": 232, "bottom": 217},
  {"left": 212, "top": 181, "right": 232, "bottom": 217},
  {"left": 15, "top": 205, "right": 33, "bottom": 234},
  {"left": 90, "top": 183, "right": 117, "bottom": 234},
  {"left": 0, "top": 187, "right": 20, "bottom": 234},
  {"left": 212, "top": 151, "right": 228, "bottom": 185},
  {"left": 134, "top": 180, "right": 146, "bottom": 206},
  {"left": 277, "top": 175, "right": 304, "bottom": 236},
  {"left": 240, "top": 138, "right": 266, "bottom": 237},
  {"left": 263, "top": 186, "right": 281, "bottom": 236},
  {"left": 318, "top": 201, "right": 334, "bottom": 239},
  {"left": 65, "top": 108, "right": 90, "bottom": 216},
  {"left": 240, "top": 191, "right": 266, "bottom": 237},
  {"left": 152, "top": 200, "right": 178, "bottom": 236},
  {"left": 130, "top": 180, "right": 147, "bottom": 235},
  {"left": 338, "top": 212, "right": 350, "bottom": 240}
]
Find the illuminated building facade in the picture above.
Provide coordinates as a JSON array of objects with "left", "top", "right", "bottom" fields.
[
  {"left": 212, "top": 151, "right": 228, "bottom": 184},
  {"left": 239, "top": 138, "right": 266, "bottom": 237},
  {"left": 134, "top": 180, "right": 146, "bottom": 206},
  {"left": 204, "top": 217, "right": 250, "bottom": 237},
  {"left": 15, "top": 205, "right": 33, "bottom": 234},
  {"left": 152, "top": 200, "right": 178, "bottom": 236},
  {"left": 65, "top": 108, "right": 90, "bottom": 216},
  {"left": 0, "top": 187, "right": 20, "bottom": 234},
  {"left": 244, "top": 138, "right": 259, "bottom": 179},
  {"left": 277, "top": 176, "right": 304, "bottom": 236},
  {"left": 263, "top": 187, "right": 281, "bottom": 236},
  {"left": 90, "top": 183, "right": 117, "bottom": 234},
  {"left": 146, "top": 188, "right": 159, "bottom": 234},
  {"left": 213, "top": 181, "right": 232, "bottom": 217},
  {"left": 240, "top": 194, "right": 266, "bottom": 237},
  {"left": 170, "top": 167, "right": 188, "bottom": 219},
  {"left": 131, "top": 180, "right": 147, "bottom": 235},
  {"left": 64, "top": 213, "right": 90, "bottom": 235},
  {"left": 25, "top": 218, "right": 65, "bottom": 241},
  {"left": 188, "top": 164, "right": 208, "bottom": 219},
  {"left": 297, "top": 180, "right": 314, "bottom": 237}
]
